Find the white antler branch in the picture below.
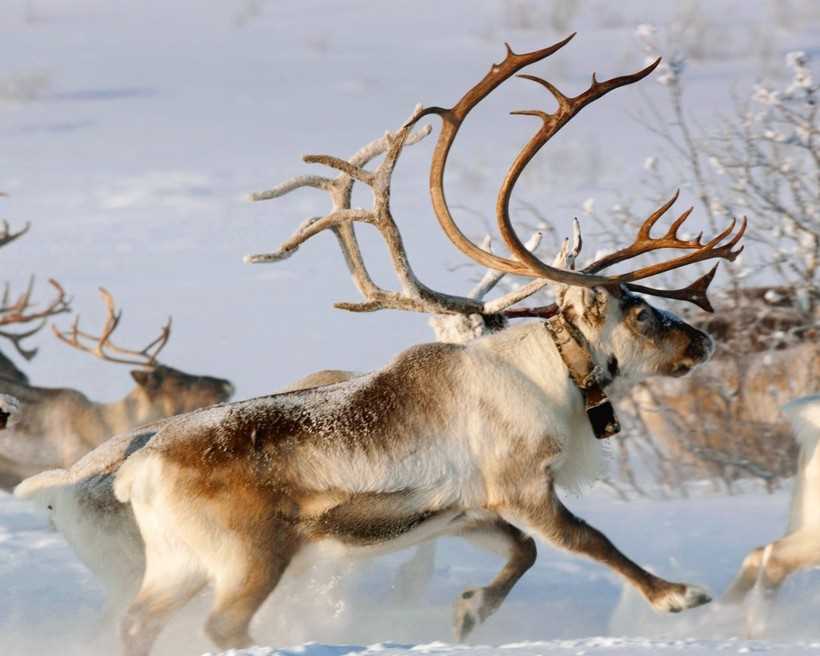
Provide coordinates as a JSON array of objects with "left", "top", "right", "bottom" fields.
[{"left": 247, "top": 107, "right": 490, "bottom": 316}]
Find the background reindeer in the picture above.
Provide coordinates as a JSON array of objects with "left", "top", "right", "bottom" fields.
[
  {"left": 0, "top": 287, "right": 234, "bottom": 488},
  {"left": 85, "top": 37, "right": 749, "bottom": 656},
  {"left": 721, "top": 394, "right": 820, "bottom": 636}
]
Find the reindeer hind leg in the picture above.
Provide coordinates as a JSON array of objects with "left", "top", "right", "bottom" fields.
[
  {"left": 723, "top": 545, "right": 766, "bottom": 605},
  {"left": 202, "top": 518, "right": 301, "bottom": 650},
  {"left": 204, "top": 551, "right": 294, "bottom": 649},
  {"left": 746, "top": 530, "right": 820, "bottom": 638},
  {"left": 452, "top": 519, "right": 537, "bottom": 641},
  {"left": 120, "top": 533, "right": 207, "bottom": 656}
]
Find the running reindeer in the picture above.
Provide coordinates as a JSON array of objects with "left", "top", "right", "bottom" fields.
[
  {"left": 722, "top": 394, "right": 820, "bottom": 635},
  {"left": 23, "top": 35, "right": 746, "bottom": 655},
  {"left": 14, "top": 130, "right": 546, "bottom": 625},
  {"left": 0, "top": 287, "right": 234, "bottom": 488}
]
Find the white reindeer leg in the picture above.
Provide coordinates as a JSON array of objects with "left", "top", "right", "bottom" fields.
[
  {"left": 452, "top": 519, "right": 537, "bottom": 641},
  {"left": 745, "top": 530, "right": 820, "bottom": 638},
  {"left": 723, "top": 544, "right": 767, "bottom": 605}
]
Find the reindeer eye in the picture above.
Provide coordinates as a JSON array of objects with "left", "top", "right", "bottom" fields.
[{"left": 635, "top": 308, "right": 651, "bottom": 323}]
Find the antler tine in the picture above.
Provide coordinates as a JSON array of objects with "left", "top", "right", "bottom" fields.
[
  {"left": 138, "top": 316, "right": 172, "bottom": 364},
  {"left": 502, "top": 265, "right": 720, "bottom": 319},
  {"left": 93, "top": 287, "right": 124, "bottom": 357},
  {"left": 52, "top": 288, "right": 169, "bottom": 368},
  {"left": 0, "top": 277, "right": 71, "bottom": 327},
  {"left": 0, "top": 320, "right": 46, "bottom": 360},
  {"left": 0, "top": 276, "right": 33, "bottom": 316},
  {"left": 0, "top": 273, "right": 69, "bottom": 360},
  {"left": 626, "top": 265, "right": 719, "bottom": 313},
  {"left": 0, "top": 220, "right": 31, "bottom": 249},
  {"left": 471, "top": 232, "right": 545, "bottom": 305},
  {"left": 502, "top": 214, "right": 728, "bottom": 314}
]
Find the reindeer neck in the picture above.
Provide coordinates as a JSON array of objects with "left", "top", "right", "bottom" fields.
[
  {"left": 471, "top": 320, "right": 621, "bottom": 438},
  {"left": 96, "top": 390, "right": 158, "bottom": 440},
  {"left": 470, "top": 322, "right": 583, "bottom": 397}
]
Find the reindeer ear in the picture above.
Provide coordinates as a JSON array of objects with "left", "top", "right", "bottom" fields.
[
  {"left": 130, "top": 369, "right": 151, "bottom": 386},
  {"left": 573, "top": 286, "right": 610, "bottom": 324}
]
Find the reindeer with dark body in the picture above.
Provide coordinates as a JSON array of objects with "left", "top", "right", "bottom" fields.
[
  {"left": 1, "top": 288, "right": 234, "bottom": 488},
  {"left": 21, "top": 36, "right": 747, "bottom": 655}
]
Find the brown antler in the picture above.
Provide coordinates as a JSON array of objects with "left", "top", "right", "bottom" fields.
[
  {"left": 0, "top": 220, "right": 30, "bottom": 249},
  {"left": 0, "top": 278, "right": 71, "bottom": 359},
  {"left": 52, "top": 288, "right": 171, "bottom": 368},
  {"left": 0, "top": 277, "right": 70, "bottom": 326},
  {"left": 409, "top": 36, "right": 746, "bottom": 309}
]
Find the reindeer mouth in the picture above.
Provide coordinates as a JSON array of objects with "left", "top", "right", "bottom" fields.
[{"left": 669, "top": 361, "right": 695, "bottom": 377}]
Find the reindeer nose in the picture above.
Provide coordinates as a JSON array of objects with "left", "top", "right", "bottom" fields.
[
  {"left": 686, "top": 329, "right": 714, "bottom": 363},
  {"left": 222, "top": 382, "right": 236, "bottom": 399}
]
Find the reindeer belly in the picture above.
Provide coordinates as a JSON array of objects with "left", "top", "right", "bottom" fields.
[{"left": 302, "top": 491, "right": 469, "bottom": 556}]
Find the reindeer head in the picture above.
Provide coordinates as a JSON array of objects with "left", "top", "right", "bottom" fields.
[
  {"left": 130, "top": 365, "right": 234, "bottom": 414},
  {"left": 53, "top": 288, "right": 234, "bottom": 410},
  {"left": 556, "top": 284, "right": 714, "bottom": 384}
]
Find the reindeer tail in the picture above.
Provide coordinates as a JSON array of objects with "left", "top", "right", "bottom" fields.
[
  {"left": 113, "top": 449, "right": 159, "bottom": 504},
  {"left": 14, "top": 468, "right": 70, "bottom": 511}
]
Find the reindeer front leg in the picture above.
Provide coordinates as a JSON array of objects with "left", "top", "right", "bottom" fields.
[{"left": 501, "top": 480, "right": 711, "bottom": 613}]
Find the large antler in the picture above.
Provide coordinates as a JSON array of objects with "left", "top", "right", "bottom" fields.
[
  {"left": 409, "top": 34, "right": 746, "bottom": 311},
  {"left": 246, "top": 110, "right": 548, "bottom": 317},
  {"left": 0, "top": 278, "right": 71, "bottom": 359},
  {"left": 52, "top": 288, "right": 171, "bottom": 368}
]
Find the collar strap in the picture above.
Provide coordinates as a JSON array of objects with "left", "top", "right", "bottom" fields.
[{"left": 545, "top": 313, "right": 621, "bottom": 440}]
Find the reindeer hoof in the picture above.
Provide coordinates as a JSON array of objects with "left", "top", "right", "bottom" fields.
[
  {"left": 453, "top": 588, "right": 485, "bottom": 641},
  {"left": 653, "top": 584, "right": 712, "bottom": 613}
]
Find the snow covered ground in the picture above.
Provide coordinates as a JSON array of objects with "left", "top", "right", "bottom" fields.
[
  {"left": 2, "top": 1, "right": 820, "bottom": 655},
  {"left": 5, "top": 484, "right": 820, "bottom": 655}
]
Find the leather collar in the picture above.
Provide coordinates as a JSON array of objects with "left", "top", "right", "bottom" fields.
[{"left": 544, "top": 312, "right": 621, "bottom": 440}]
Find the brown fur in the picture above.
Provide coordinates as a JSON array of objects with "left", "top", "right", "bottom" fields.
[{"left": 0, "top": 364, "right": 233, "bottom": 488}]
